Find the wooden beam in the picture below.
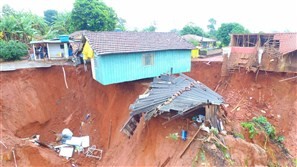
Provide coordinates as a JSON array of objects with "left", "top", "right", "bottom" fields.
[
  {"left": 160, "top": 156, "right": 171, "bottom": 167},
  {"left": 279, "top": 76, "right": 297, "bottom": 82}
]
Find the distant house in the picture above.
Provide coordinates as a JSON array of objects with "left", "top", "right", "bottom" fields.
[
  {"left": 182, "top": 34, "right": 222, "bottom": 57},
  {"left": 81, "top": 31, "right": 194, "bottom": 85},
  {"left": 182, "top": 34, "right": 216, "bottom": 48},
  {"left": 227, "top": 33, "right": 297, "bottom": 73},
  {"left": 30, "top": 35, "right": 77, "bottom": 60}
]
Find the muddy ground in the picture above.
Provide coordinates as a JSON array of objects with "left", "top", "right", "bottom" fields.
[{"left": 0, "top": 61, "right": 296, "bottom": 166}]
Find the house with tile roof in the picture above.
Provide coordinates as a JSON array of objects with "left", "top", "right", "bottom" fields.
[
  {"left": 81, "top": 31, "right": 194, "bottom": 85},
  {"left": 226, "top": 32, "right": 297, "bottom": 73}
]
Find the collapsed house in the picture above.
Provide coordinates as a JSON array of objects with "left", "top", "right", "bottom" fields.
[
  {"left": 226, "top": 32, "right": 297, "bottom": 73},
  {"left": 121, "top": 74, "right": 224, "bottom": 137}
]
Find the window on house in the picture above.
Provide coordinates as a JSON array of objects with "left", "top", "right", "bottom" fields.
[
  {"left": 60, "top": 44, "right": 64, "bottom": 49},
  {"left": 143, "top": 53, "right": 154, "bottom": 66}
]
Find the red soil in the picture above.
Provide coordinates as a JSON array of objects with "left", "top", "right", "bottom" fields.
[{"left": 0, "top": 62, "right": 296, "bottom": 166}]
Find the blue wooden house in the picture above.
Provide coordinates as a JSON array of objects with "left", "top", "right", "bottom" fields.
[{"left": 82, "top": 31, "right": 194, "bottom": 85}]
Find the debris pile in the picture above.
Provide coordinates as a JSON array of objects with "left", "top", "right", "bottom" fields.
[
  {"left": 121, "top": 74, "right": 224, "bottom": 137},
  {"left": 25, "top": 128, "right": 102, "bottom": 161}
]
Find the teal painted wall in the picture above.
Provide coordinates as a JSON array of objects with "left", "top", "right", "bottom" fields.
[{"left": 94, "top": 50, "right": 191, "bottom": 85}]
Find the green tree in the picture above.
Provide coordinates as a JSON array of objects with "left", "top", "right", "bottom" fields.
[
  {"left": 143, "top": 25, "right": 157, "bottom": 32},
  {"left": 170, "top": 29, "right": 180, "bottom": 34},
  {"left": 0, "top": 40, "right": 28, "bottom": 61},
  {"left": 52, "top": 12, "right": 74, "bottom": 35},
  {"left": 207, "top": 18, "right": 217, "bottom": 38},
  {"left": 71, "top": 0, "right": 118, "bottom": 31},
  {"left": 0, "top": 5, "right": 48, "bottom": 43},
  {"left": 115, "top": 17, "right": 126, "bottom": 31},
  {"left": 44, "top": 9, "right": 58, "bottom": 25},
  {"left": 216, "top": 22, "right": 249, "bottom": 46},
  {"left": 180, "top": 23, "right": 205, "bottom": 36},
  {"left": 1, "top": 4, "right": 15, "bottom": 16}
]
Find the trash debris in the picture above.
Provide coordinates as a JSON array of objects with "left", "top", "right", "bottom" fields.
[
  {"left": 200, "top": 123, "right": 210, "bottom": 133},
  {"left": 85, "top": 145, "right": 103, "bottom": 160},
  {"left": 12, "top": 147, "right": 17, "bottom": 167},
  {"left": 194, "top": 115, "right": 205, "bottom": 123},
  {"left": 27, "top": 128, "right": 102, "bottom": 161},
  {"left": 29, "top": 135, "right": 40, "bottom": 144},
  {"left": 81, "top": 136, "right": 90, "bottom": 148},
  {"left": 0, "top": 140, "right": 8, "bottom": 149},
  {"left": 65, "top": 137, "right": 82, "bottom": 146},
  {"left": 61, "top": 128, "right": 73, "bottom": 143},
  {"left": 181, "top": 130, "right": 187, "bottom": 141},
  {"left": 85, "top": 113, "right": 91, "bottom": 121},
  {"left": 260, "top": 110, "right": 266, "bottom": 114},
  {"left": 59, "top": 146, "right": 74, "bottom": 159},
  {"left": 179, "top": 125, "right": 202, "bottom": 158}
]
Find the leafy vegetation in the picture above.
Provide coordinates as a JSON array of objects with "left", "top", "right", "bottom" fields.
[
  {"left": 216, "top": 22, "right": 249, "bottom": 46},
  {"left": 51, "top": 12, "right": 74, "bottom": 35},
  {"left": 166, "top": 133, "right": 179, "bottom": 140},
  {"left": 0, "top": 5, "right": 48, "bottom": 43},
  {"left": 207, "top": 18, "right": 217, "bottom": 38},
  {"left": 180, "top": 23, "right": 205, "bottom": 36},
  {"left": 192, "top": 148, "right": 207, "bottom": 167},
  {"left": 143, "top": 25, "right": 157, "bottom": 32},
  {"left": 241, "top": 122, "right": 258, "bottom": 139},
  {"left": 233, "top": 132, "right": 244, "bottom": 139},
  {"left": 44, "top": 10, "right": 58, "bottom": 25},
  {"left": 253, "top": 116, "right": 276, "bottom": 139},
  {"left": 71, "top": 0, "right": 117, "bottom": 31},
  {"left": 0, "top": 40, "right": 28, "bottom": 61},
  {"left": 241, "top": 116, "right": 284, "bottom": 143},
  {"left": 0, "top": 3, "right": 253, "bottom": 63}
]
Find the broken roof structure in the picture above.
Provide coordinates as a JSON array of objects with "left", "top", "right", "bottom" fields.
[
  {"left": 121, "top": 74, "right": 224, "bottom": 137},
  {"left": 226, "top": 32, "right": 297, "bottom": 73}
]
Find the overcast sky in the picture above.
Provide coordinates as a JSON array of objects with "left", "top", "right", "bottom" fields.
[{"left": 1, "top": 0, "right": 297, "bottom": 33}]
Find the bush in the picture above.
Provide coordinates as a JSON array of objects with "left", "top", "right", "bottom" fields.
[{"left": 0, "top": 40, "right": 28, "bottom": 61}]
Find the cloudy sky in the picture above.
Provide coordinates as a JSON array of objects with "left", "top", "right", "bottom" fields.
[{"left": 1, "top": 0, "right": 297, "bottom": 33}]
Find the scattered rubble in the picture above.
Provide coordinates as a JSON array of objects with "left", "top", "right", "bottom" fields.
[{"left": 22, "top": 128, "right": 102, "bottom": 162}]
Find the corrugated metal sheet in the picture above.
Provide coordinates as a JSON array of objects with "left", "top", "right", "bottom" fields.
[
  {"left": 129, "top": 74, "right": 224, "bottom": 121},
  {"left": 94, "top": 50, "right": 191, "bottom": 85}
]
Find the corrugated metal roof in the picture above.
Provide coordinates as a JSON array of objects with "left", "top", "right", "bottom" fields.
[
  {"left": 129, "top": 74, "right": 224, "bottom": 120},
  {"left": 273, "top": 33, "right": 297, "bottom": 54},
  {"left": 83, "top": 31, "right": 194, "bottom": 55}
]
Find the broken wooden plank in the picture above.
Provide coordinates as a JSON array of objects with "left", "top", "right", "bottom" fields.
[
  {"left": 179, "top": 126, "right": 202, "bottom": 158},
  {"left": 160, "top": 156, "right": 171, "bottom": 167},
  {"left": 279, "top": 76, "right": 297, "bottom": 82}
]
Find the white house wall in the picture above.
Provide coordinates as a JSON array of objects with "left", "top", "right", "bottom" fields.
[{"left": 49, "top": 43, "right": 66, "bottom": 59}]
